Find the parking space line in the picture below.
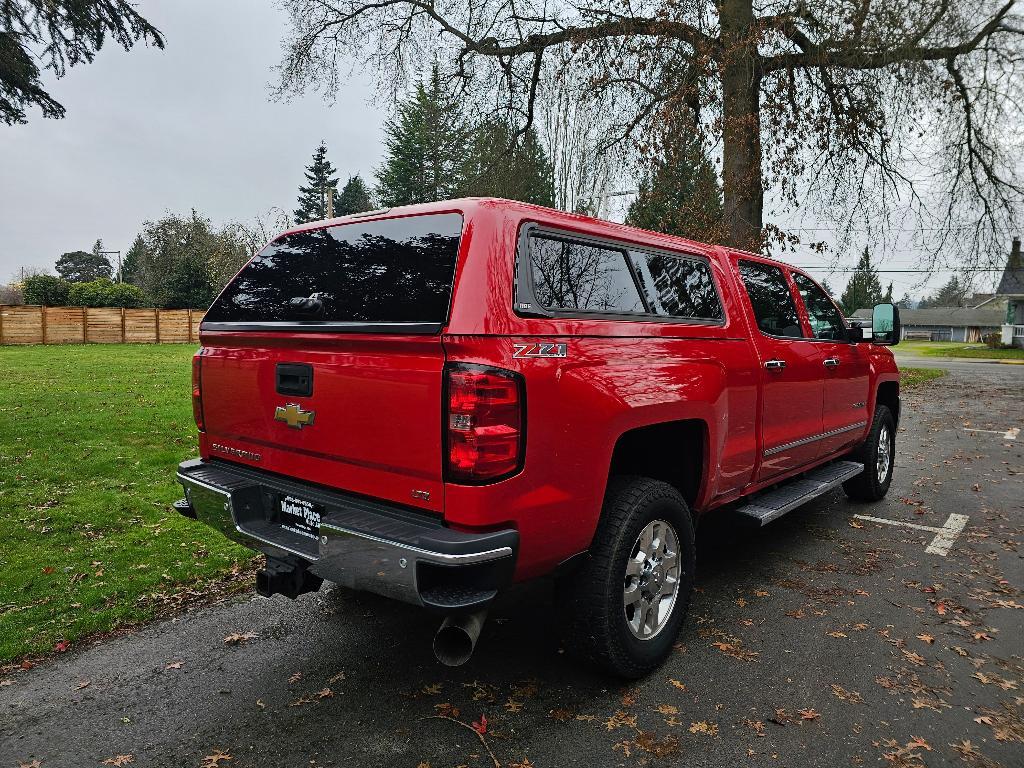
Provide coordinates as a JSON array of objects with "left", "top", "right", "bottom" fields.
[
  {"left": 962, "top": 427, "right": 1018, "bottom": 440},
  {"left": 852, "top": 513, "right": 970, "bottom": 557}
]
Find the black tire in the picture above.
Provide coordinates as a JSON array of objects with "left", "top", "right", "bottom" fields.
[
  {"left": 842, "top": 404, "right": 896, "bottom": 502},
  {"left": 557, "top": 476, "right": 696, "bottom": 678}
]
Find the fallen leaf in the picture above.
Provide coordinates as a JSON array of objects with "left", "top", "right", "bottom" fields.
[
  {"left": 830, "top": 684, "right": 863, "bottom": 703},
  {"left": 736, "top": 597, "right": 747, "bottom": 607},
  {"left": 689, "top": 721, "right": 719, "bottom": 736},
  {"left": 754, "top": 590, "right": 769, "bottom": 597},
  {"left": 328, "top": 671, "right": 346, "bottom": 684},
  {"left": 505, "top": 698, "right": 524, "bottom": 713},
  {"left": 200, "top": 749, "right": 232, "bottom": 768},
  {"left": 849, "top": 519, "right": 864, "bottom": 529},
  {"left": 53, "top": 640, "right": 69, "bottom": 653},
  {"left": 316, "top": 688, "right": 333, "bottom": 699},
  {"left": 76, "top": 680, "right": 90, "bottom": 690},
  {"left": 509, "top": 759, "right": 535, "bottom": 768},
  {"left": 605, "top": 711, "right": 638, "bottom": 730},
  {"left": 549, "top": 707, "right": 573, "bottom": 722},
  {"left": 41, "top": 566, "right": 54, "bottom": 575},
  {"left": 916, "top": 633, "right": 935, "bottom": 645},
  {"left": 797, "top": 709, "right": 821, "bottom": 721},
  {"left": 827, "top": 631, "right": 848, "bottom": 638},
  {"left": 164, "top": 661, "right": 183, "bottom": 670},
  {"left": 667, "top": 678, "right": 686, "bottom": 691},
  {"left": 471, "top": 714, "right": 488, "bottom": 735},
  {"left": 435, "top": 702, "right": 460, "bottom": 718},
  {"left": 18, "top": 761, "right": 42, "bottom": 768},
  {"left": 654, "top": 703, "right": 679, "bottom": 715},
  {"left": 421, "top": 682, "right": 442, "bottom": 695},
  {"left": 288, "top": 671, "right": 303, "bottom": 684},
  {"left": 101, "top": 755, "right": 134, "bottom": 766},
  {"left": 223, "top": 632, "right": 257, "bottom": 646}
]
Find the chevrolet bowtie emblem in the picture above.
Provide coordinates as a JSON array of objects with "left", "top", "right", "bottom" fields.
[{"left": 274, "top": 403, "right": 315, "bottom": 429}]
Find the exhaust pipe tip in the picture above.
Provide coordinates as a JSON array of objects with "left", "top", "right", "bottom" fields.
[{"left": 433, "top": 610, "right": 487, "bottom": 667}]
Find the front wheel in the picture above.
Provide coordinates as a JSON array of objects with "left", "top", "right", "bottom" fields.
[
  {"left": 557, "top": 477, "right": 696, "bottom": 678},
  {"left": 842, "top": 404, "right": 896, "bottom": 502}
]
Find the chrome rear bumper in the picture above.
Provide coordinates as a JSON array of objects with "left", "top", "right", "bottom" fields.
[{"left": 176, "top": 459, "right": 517, "bottom": 610}]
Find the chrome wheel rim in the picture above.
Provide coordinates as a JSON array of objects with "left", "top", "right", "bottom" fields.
[
  {"left": 877, "top": 424, "right": 892, "bottom": 479},
  {"left": 623, "top": 519, "right": 681, "bottom": 640}
]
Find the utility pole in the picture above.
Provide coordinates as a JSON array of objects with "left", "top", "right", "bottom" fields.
[
  {"left": 323, "top": 185, "right": 336, "bottom": 219},
  {"left": 99, "top": 250, "right": 122, "bottom": 282}
]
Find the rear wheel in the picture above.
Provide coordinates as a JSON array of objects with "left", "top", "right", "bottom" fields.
[
  {"left": 842, "top": 405, "right": 896, "bottom": 501},
  {"left": 557, "top": 476, "right": 696, "bottom": 678}
]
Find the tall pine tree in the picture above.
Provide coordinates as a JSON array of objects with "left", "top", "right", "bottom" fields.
[
  {"left": 839, "top": 248, "right": 886, "bottom": 315},
  {"left": 294, "top": 142, "right": 342, "bottom": 223},
  {"left": 626, "top": 113, "right": 724, "bottom": 242},
  {"left": 337, "top": 174, "right": 374, "bottom": 214},
  {"left": 919, "top": 275, "right": 967, "bottom": 307},
  {"left": 460, "top": 120, "right": 554, "bottom": 206},
  {"left": 375, "top": 67, "right": 467, "bottom": 206}
]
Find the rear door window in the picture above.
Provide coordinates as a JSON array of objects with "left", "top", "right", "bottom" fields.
[
  {"left": 628, "top": 251, "right": 722, "bottom": 320},
  {"left": 203, "top": 213, "right": 463, "bottom": 326},
  {"left": 528, "top": 235, "right": 645, "bottom": 314},
  {"left": 738, "top": 260, "right": 806, "bottom": 338}
]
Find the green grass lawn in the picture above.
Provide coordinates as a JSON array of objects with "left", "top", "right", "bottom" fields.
[
  {"left": 899, "top": 367, "right": 946, "bottom": 388},
  {"left": 0, "top": 345, "right": 252, "bottom": 663},
  {"left": 898, "top": 340, "right": 1024, "bottom": 361}
]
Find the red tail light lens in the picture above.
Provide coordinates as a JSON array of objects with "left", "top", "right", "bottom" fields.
[
  {"left": 445, "top": 364, "right": 524, "bottom": 483},
  {"left": 192, "top": 353, "right": 205, "bottom": 432}
]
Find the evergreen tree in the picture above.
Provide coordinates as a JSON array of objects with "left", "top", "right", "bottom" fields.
[
  {"left": 819, "top": 278, "right": 835, "bottom": 298},
  {"left": 883, "top": 282, "right": 894, "bottom": 303},
  {"left": 896, "top": 292, "right": 916, "bottom": 309},
  {"left": 625, "top": 114, "right": 724, "bottom": 242},
  {"left": 839, "top": 248, "right": 886, "bottom": 315},
  {"left": 460, "top": 121, "right": 554, "bottom": 206},
  {"left": 294, "top": 142, "right": 341, "bottom": 223},
  {"left": 121, "top": 235, "right": 146, "bottom": 284},
  {"left": 337, "top": 174, "right": 374, "bottom": 214},
  {"left": 55, "top": 249, "right": 111, "bottom": 282},
  {"left": 375, "top": 67, "right": 467, "bottom": 206},
  {"left": 920, "top": 275, "right": 967, "bottom": 307}
]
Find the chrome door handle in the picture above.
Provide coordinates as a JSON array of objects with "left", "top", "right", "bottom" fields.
[
  {"left": 764, "top": 359, "right": 786, "bottom": 370},
  {"left": 823, "top": 357, "right": 840, "bottom": 368}
]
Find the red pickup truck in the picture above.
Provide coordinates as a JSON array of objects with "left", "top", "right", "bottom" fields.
[{"left": 176, "top": 198, "right": 901, "bottom": 677}]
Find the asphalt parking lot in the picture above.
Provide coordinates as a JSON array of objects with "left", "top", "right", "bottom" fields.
[{"left": 2, "top": 363, "right": 1022, "bottom": 768}]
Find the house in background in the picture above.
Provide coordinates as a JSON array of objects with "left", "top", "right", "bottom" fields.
[
  {"left": 850, "top": 306, "right": 1003, "bottom": 342},
  {"left": 991, "top": 237, "right": 1024, "bottom": 347}
]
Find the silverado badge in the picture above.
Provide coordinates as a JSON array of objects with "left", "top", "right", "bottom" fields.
[{"left": 274, "top": 403, "right": 315, "bottom": 429}]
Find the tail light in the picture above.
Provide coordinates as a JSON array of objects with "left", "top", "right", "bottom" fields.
[
  {"left": 445, "top": 364, "right": 524, "bottom": 483},
  {"left": 192, "top": 352, "right": 205, "bottom": 432}
]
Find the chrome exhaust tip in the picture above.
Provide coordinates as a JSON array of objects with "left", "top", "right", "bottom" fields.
[{"left": 432, "top": 610, "right": 487, "bottom": 666}]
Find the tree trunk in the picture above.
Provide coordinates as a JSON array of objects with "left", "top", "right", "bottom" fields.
[{"left": 719, "top": 0, "right": 764, "bottom": 252}]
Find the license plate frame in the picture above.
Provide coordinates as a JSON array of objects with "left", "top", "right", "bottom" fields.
[{"left": 277, "top": 494, "right": 323, "bottom": 540}]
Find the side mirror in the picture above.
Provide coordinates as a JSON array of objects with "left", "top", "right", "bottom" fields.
[
  {"left": 871, "top": 303, "right": 901, "bottom": 346},
  {"left": 846, "top": 325, "right": 865, "bottom": 343}
]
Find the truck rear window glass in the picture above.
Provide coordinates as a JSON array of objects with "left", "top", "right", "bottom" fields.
[
  {"left": 738, "top": 260, "right": 806, "bottom": 338},
  {"left": 628, "top": 251, "right": 722, "bottom": 320},
  {"left": 203, "top": 213, "right": 463, "bottom": 324},
  {"left": 529, "top": 235, "right": 644, "bottom": 314}
]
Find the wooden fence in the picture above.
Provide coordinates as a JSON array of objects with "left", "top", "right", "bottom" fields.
[{"left": 0, "top": 305, "right": 205, "bottom": 345}]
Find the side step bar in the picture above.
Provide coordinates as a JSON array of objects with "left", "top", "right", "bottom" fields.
[{"left": 737, "top": 461, "right": 864, "bottom": 526}]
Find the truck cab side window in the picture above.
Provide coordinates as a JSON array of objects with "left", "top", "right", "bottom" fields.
[
  {"left": 738, "top": 260, "right": 805, "bottom": 338},
  {"left": 529, "top": 235, "right": 645, "bottom": 314},
  {"left": 792, "top": 273, "right": 847, "bottom": 341}
]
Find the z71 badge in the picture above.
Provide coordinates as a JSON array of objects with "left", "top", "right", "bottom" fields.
[{"left": 513, "top": 342, "right": 567, "bottom": 359}]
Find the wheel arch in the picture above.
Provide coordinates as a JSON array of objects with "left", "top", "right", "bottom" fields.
[
  {"left": 876, "top": 379, "right": 900, "bottom": 427},
  {"left": 605, "top": 419, "right": 708, "bottom": 515}
]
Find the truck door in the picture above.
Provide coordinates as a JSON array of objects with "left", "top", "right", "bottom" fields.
[
  {"left": 791, "top": 272, "right": 871, "bottom": 455},
  {"left": 734, "top": 259, "right": 824, "bottom": 483}
]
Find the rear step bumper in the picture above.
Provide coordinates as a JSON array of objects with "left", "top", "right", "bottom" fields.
[{"left": 175, "top": 458, "right": 517, "bottom": 611}]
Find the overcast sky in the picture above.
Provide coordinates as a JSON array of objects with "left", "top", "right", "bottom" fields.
[
  {"left": 0, "top": 0, "right": 1012, "bottom": 300},
  {"left": 1, "top": 0, "right": 386, "bottom": 282}
]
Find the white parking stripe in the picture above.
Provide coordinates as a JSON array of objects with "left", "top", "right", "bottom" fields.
[
  {"left": 962, "top": 427, "right": 1018, "bottom": 440},
  {"left": 924, "top": 514, "right": 970, "bottom": 556},
  {"left": 852, "top": 513, "right": 970, "bottom": 557}
]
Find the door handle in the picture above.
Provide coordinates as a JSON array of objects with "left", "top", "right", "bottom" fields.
[
  {"left": 823, "top": 357, "right": 840, "bottom": 368},
  {"left": 764, "top": 359, "right": 786, "bottom": 370}
]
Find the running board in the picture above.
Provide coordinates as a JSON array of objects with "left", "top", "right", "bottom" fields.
[{"left": 737, "top": 461, "right": 864, "bottom": 526}]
